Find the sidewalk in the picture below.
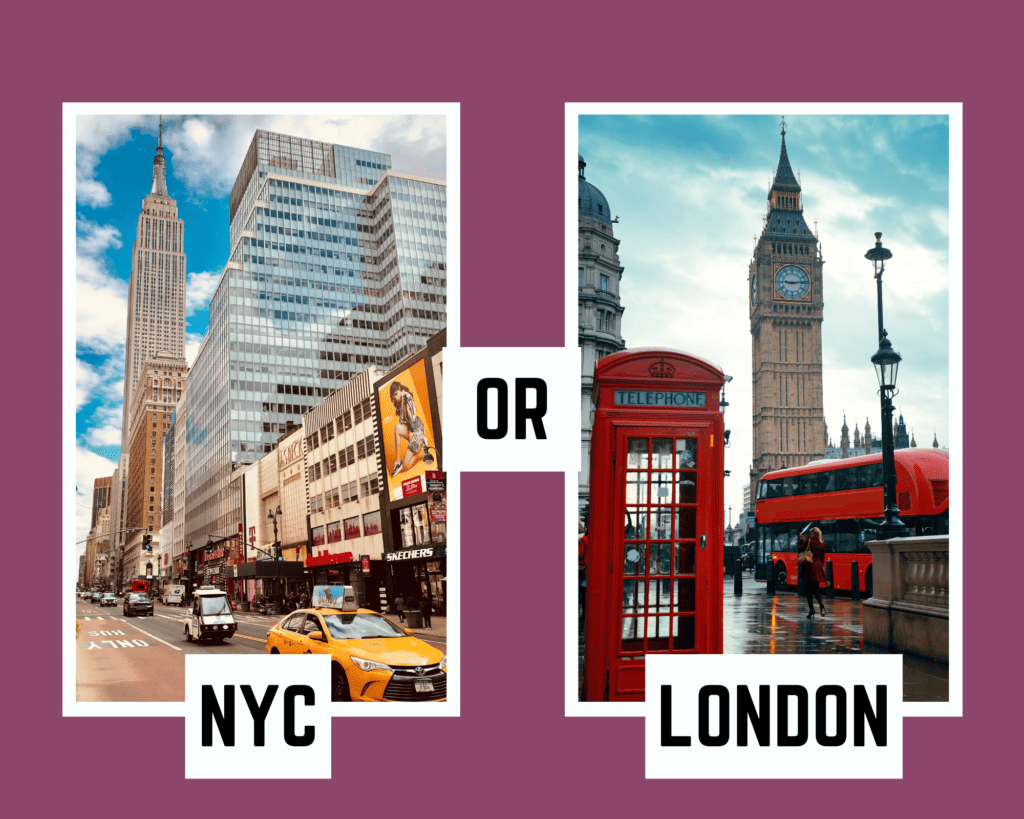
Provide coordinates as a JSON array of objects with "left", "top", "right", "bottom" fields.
[
  {"left": 724, "top": 571, "right": 947, "bottom": 701},
  {"left": 385, "top": 613, "right": 447, "bottom": 642}
]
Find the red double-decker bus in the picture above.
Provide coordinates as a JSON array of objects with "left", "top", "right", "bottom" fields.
[{"left": 754, "top": 449, "right": 949, "bottom": 596}]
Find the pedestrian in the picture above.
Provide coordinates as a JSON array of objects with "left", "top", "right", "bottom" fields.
[
  {"left": 395, "top": 593, "right": 405, "bottom": 622},
  {"left": 421, "top": 598, "right": 433, "bottom": 629},
  {"left": 798, "top": 527, "right": 827, "bottom": 618}
]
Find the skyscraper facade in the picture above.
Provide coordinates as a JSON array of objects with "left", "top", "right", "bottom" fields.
[
  {"left": 184, "top": 130, "right": 446, "bottom": 551},
  {"left": 113, "top": 122, "right": 189, "bottom": 586},
  {"left": 122, "top": 121, "right": 188, "bottom": 428}
]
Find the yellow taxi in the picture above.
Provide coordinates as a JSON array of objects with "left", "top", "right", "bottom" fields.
[{"left": 265, "top": 585, "right": 446, "bottom": 702}]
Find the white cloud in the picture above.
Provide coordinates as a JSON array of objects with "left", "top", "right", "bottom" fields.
[
  {"left": 76, "top": 114, "right": 151, "bottom": 208},
  {"left": 76, "top": 219, "right": 128, "bottom": 355},
  {"left": 185, "top": 331, "right": 206, "bottom": 368},
  {"left": 186, "top": 270, "right": 221, "bottom": 315},
  {"left": 76, "top": 359, "right": 102, "bottom": 410}
]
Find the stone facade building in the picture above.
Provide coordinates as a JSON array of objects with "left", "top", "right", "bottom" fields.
[
  {"left": 578, "top": 153, "right": 626, "bottom": 513},
  {"left": 122, "top": 351, "right": 187, "bottom": 584}
]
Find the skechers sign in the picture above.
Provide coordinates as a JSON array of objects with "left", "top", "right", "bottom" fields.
[
  {"left": 614, "top": 390, "right": 706, "bottom": 407},
  {"left": 385, "top": 548, "right": 436, "bottom": 562}
]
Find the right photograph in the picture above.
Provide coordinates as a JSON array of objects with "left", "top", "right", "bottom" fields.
[{"left": 574, "top": 111, "right": 956, "bottom": 707}]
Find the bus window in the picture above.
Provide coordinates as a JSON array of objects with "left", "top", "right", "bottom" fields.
[
  {"left": 860, "top": 524, "right": 880, "bottom": 546},
  {"left": 816, "top": 521, "right": 838, "bottom": 552},
  {"left": 773, "top": 524, "right": 789, "bottom": 553},
  {"left": 868, "top": 461, "right": 884, "bottom": 487},
  {"left": 782, "top": 476, "right": 796, "bottom": 497},
  {"left": 834, "top": 468, "right": 853, "bottom": 491},
  {"left": 836, "top": 519, "right": 859, "bottom": 553},
  {"left": 823, "top": 470, "right": 836, "bottom": 492},
  {"left": 788, "top": 525, "right": 803, "bottom": 552},
  {"left": 798, "top": 473, "right": 817, "bottom": 495}
]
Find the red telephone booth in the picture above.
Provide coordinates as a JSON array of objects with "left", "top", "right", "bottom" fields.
[{"left": 584, "top": 348, "right": 725, "bottom": 701}]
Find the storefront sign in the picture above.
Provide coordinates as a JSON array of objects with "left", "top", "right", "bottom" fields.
[
  {"left": 385, "top": 547, "right": 436, "bottom": 562},
  {"left": 425, "top": 471, "right": 445, "bottom": 492},
  {"left": 360, "top": 555, "right": 371, "bottom": 574},
  {"left": 402, "top": 475, "right": 423, "bottom": 497},
  {"left": 614, "top": 389, "right": 706, "bottom": 407}
]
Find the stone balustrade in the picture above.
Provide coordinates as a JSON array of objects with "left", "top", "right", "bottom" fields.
[{"left": 862, "top": 535, "right": 949, "bottom": 662}]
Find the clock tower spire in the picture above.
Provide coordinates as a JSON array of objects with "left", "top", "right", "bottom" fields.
[{"left": 749, "top": 123, "right": 826, "bottom": 506}]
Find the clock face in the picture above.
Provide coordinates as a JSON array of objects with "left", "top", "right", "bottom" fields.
[
  {"left": 775, "top": 265, "right": 810, "bottom": 300},
  {"left": 750, "top": 273, "right": 757, "bottom": 305}
]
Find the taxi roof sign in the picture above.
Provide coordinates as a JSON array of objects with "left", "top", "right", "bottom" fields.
[{"left": 312, "top": 584, "right": 357, "bottom": 612}]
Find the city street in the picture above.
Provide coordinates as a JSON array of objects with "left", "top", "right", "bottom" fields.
[{"left": 75, "top": 597, "right": 447, "bottom": 702}]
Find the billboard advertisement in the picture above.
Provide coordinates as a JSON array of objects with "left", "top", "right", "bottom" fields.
[{"left": 377, "top": 357, "right": 439, "bottom": 501}]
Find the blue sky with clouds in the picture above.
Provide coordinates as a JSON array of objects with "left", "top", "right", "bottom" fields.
[
  {"left": 578, "top": 113, "right": 952, "bottom": 525},
  {"left": 74, "top": 112, "right": 447, "bottom": 548}
]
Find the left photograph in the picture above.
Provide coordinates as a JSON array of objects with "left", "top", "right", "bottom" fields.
[{"left": 72, "top": 110, "right": 450, "bottom": 704}]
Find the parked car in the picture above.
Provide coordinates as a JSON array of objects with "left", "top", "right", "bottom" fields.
[
  {"left": 99, "top": 593, "right": 116, "bottom": 607},
  {"left": 123, "top": 592, "right": 154, "bottom": 617}
]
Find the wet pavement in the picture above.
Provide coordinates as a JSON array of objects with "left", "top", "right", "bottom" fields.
[{"left": 578, "top": 570, "right": 948, "bottom": 702}]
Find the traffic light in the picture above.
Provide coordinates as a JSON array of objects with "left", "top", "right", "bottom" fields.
[{"left": 142, "top": 533, "right": 152, "bottom": 552}]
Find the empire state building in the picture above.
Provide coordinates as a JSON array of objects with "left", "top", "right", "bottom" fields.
[{"left": 122, "top": 119, "right": 187, "bottom": 433}]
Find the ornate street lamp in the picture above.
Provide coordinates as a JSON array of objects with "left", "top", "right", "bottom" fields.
[{"left": 865, "top": 233, "right": 905, "bottom": 537}]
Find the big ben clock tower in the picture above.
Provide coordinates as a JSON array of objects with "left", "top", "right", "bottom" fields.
[{"left": 749, "top": 120, "right": 825, "bottom": 502}]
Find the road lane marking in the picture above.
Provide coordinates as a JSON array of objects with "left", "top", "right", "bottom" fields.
[
  {"left": 115, "top": 618, "right": 184, "bottom": 651},
  {"left": 232, "top": 634, "right": 266, "bottom": 644}
]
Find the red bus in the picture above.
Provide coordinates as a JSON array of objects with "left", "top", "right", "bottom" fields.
[{"left": 754, "top": 449, "right": 949, "bottom": 596}]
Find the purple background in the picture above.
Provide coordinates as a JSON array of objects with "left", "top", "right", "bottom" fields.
[{"left": 21, "top": 3, "right": 1013, "bottom": 815}]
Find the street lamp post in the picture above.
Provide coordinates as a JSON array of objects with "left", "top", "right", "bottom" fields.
[
  {"left": 865, "top": 232, "right": 905, "bottom": 539},
  {"left": 268, "top": 506, "right": 282, "bottom": 559}
]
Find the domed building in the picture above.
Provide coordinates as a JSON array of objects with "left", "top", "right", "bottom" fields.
[{"left": 579, "top": 154, "right": 626, "bottom": 513}]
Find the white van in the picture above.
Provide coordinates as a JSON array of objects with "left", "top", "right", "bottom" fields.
[
  {"left": 184, "top": 588, "right": 237, "bottom": 643},
  {"left": 163, "top": 585, "right": 185, "bottom": 606}
]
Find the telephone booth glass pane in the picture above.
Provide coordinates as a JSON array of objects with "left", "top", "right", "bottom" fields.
[
  {"left": 626, "top": 473, "right": 648, "bottom": 504},
  {"left": 676, "top": 507, "right": 696, "bottom": 539},
  {"left": 675, "top": 439, "right": 696, "bottom": 468},
  {"left": 652, "top": 510, "right": 672, "bottom": 540},
  {"left": 624, "top": 509, "right": 647, "bottom": 540},
  {"left": 676, "top": 541, "right": 695, "bottom": 574},
  {"left": 627, "top": 438, "right": 649, "bottom": 468},
  {"left": 652, "top": 472, "right": 673, "bottom": 504},
  {"left": 677, "top": 473, "right": 697, "bottom": 504},
  {"left": 653, "top": 439, "right": 673, "bottom": 468},
  {"left": 618, "top": 432, "right": 702, "bottom": 654},
  {"left": 623, "top": 543, "right": 645, "bottom": 575}
]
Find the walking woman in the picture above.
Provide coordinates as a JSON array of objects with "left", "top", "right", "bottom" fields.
[{"left": 799, "top": 527, "right": 827, "bottom": 618}]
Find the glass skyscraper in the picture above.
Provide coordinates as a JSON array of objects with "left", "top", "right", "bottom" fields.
[{"left": 184, "top": 130, "right": 446, "bottom": 549}]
